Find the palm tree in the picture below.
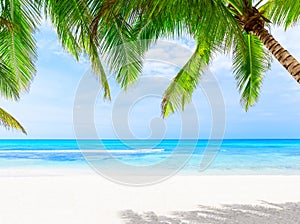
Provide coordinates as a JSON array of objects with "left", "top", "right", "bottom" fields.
[
  {"left": 0, "top": 0, "right": 40, "bottom": 134},
  {"left": 163, "top": 0, "right": 300, "bottom": 115},
  {"left": 1, "top": 0, "right": 300, "bottom": 135},
  {"left": 71, "top": 0, "right": 300, "bottom": 116}
]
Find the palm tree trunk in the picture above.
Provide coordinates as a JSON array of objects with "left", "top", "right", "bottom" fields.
[{"left": 253, "top": 28, "right": 300, "bottom": 82}]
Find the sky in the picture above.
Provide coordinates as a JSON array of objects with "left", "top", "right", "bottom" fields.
[{"left": 1, "top": 20, "right": 300, "bottom": 139}]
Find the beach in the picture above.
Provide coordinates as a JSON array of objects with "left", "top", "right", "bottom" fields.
[
  {"left": 1, "top": 139, "right": 300, "bottom": 223},
  {"left": 1, "top": 171, "right": 300, "bottom": 223}
]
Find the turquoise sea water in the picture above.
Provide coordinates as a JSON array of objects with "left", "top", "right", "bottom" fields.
[{"left": 0, "top": 139, "right": 300, "bottom": 175}]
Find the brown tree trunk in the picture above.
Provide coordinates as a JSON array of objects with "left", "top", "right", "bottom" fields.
[{"left": 253, "top": 28, "right": 300, "bottom": 82}]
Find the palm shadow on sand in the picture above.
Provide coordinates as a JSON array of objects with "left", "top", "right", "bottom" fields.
[{"left": 121, "top": 201, "right": 300, "bottom": 224}]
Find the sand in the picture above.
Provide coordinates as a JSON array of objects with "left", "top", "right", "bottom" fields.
[{"left": 0, "top": 170, "right": 299, "bottom": 223}]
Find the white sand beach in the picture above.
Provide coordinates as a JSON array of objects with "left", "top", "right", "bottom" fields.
[{"left": 0, "top": 170, "right": 300, "bottom": 223}]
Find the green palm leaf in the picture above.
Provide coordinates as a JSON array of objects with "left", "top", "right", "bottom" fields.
[
  {"left": 0, "top": 0, "right": 40, "bottom": 134},
  {"left": 0, "top": 0, "right": 40, "bottom": 93},
  {"left": 0, "top": 107, "right": 26, "bottom": 134},
  {"left": 44, "top": 0, "right": 90, "bottom": 59},
  {"left": 44, "top": 0, "right": 111, "bottom": 99},
  {"left": 0, "top": 61, "right": 19, "bottom": 100},
  {"left": 190, "top": 0, "right": 244, "bottom": 53},
  {"left": 121, "top": 0, "right": 243, "bottom": 54},
  {"left": 263, "top": 0, "right": 300, "bottom": 29},
  {"left": 233, "top": 32, "right": 271, "bottom": 111},
  {"left": 98, "top": 17, "right": 143, "bottom": 89},
  {"left": 89, "top": 43, "right": 111, "bottom": 99},
  {"left": 161, "top": 41, "right": 211, "bottom": 118}
]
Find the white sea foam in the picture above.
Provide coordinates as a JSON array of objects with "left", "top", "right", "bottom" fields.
[{"left": 0, "top": 148, "right": 164, "bottom": 154}]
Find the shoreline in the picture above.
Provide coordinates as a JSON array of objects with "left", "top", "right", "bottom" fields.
[{"left": 1, "top": 165, "right": 300, "bottom": 177}]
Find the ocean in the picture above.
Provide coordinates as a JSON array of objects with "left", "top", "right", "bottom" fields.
[{"left": 0, "top": 139, "right": 300, "bottom": 176}]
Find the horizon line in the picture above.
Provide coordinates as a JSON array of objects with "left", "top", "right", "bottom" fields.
[{"left": 0, "top": 138, "right": 299, "bottom": 141}]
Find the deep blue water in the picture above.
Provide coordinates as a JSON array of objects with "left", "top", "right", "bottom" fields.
[{"left": 0, "top": 139, "right": 300, "bottom": 175}]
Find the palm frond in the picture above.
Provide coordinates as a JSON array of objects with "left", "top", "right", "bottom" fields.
[
  {"left": 99, "top": 17, "right": 143, "bottom": 89},
  {"left": 227, "top": 0, "right": 244, "bottom": 15},
  {"left": 189, "top": 0, "right": 245, "bottom": 54},
  {"left": 0, "top": 61, "right": 19, "bottom": 100},
  {"left": 0, "top": 0, "right": 40, "bottom": 94},
  {"left": 44, "top": 0, "right": 111, "bottom": 99},
  {"left": 90, "top": 1, "right": 170, "bottom": 89},
  {"left": 44, "top": 0, "right": 85, "bottom": 59},
  {"left": 89, "top": 43, "right": 111, "bottom": 99},
  {"left": 161, "top": 41, "right": 211, "bottom": 118},
  {"left": 232, "top": 32, "right": 271, "bottom": 110},
  {"left": 262, "top": 0, "right": 300, "bottom": 29},
  {"left": 0, "top": 107, "right": 26, "bottom": 134}
]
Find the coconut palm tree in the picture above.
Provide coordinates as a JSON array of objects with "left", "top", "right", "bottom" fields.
[
  {"left": 0, "top": 0, "right": 40, "bottom": 133},
  {"left": 0, "top": 0, "right": 300, "bottom": 131},
  {"left": 1, "top": 0, "right": 299, "bottom": 135},
  {"left": 77, "top": 0, "right": 300, "bottom": 116},
  {"left": 162, "top": 0, "right": 300, "bottom": 115}
]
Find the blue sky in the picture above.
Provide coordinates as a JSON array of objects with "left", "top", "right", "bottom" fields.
[{"left": 1, "top": 20, "right": 300, "bottom": 139}]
